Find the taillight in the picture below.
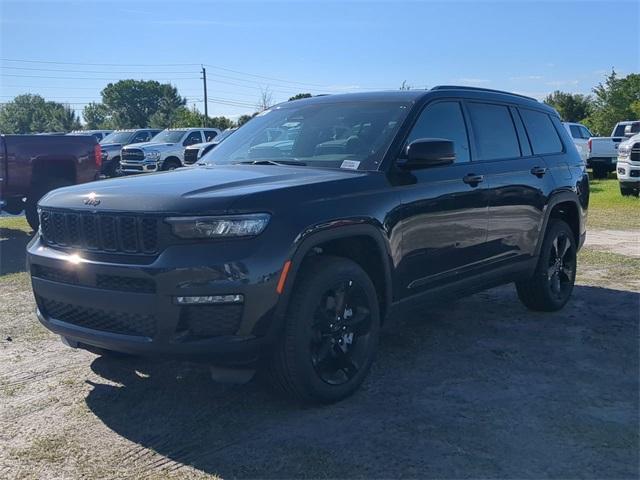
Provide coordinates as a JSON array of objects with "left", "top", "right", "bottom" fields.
[
  {"left": 588, "top": 138, "right": 592, "bottom": 153},
  {"left": 94, "top": 143, "right": 102, "bottom": 168}
]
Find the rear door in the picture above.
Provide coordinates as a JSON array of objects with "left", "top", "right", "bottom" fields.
[
  {"left": 395, "top": 100, "right": 490, "bottom": 296},
  {"left": 471, "top": 103, "right": 557, "bottom": 264}
]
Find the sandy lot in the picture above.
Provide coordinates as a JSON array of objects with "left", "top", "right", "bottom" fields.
[{"left": 0, "top": 227, "right": 638, "bottom": 479}]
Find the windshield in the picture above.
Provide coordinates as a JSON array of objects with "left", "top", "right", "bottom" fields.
[
  {"left": 201, "top": 101, "right": 409, "bottom": 171},
  {"left": 151, "top": 130, "right": 186, "bottom": 143},
  {"left": 213, "top": 128, "right": 235, "bottom": 143},
  {"left": 100, "top": 131, "right": 134, "bottom": 145}
]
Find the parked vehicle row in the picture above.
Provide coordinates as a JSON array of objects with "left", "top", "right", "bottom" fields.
[
  {"left": 99, "top": 129, "right": 162, "bottom": 177},
  {"left": 68, "top": 129, "right": 114, "bottom": 142},
  {"left": 119, "top": 128, "right": 220, "bottom": 174},
  {"left": 0, "top": 134, "right": 101, "bottom": 229},
  {"left": 28, "top": 86, "right": 589, "bottom": 403},
  {"left": 587, "top": 120, "right": 639, "bottom": 179}
]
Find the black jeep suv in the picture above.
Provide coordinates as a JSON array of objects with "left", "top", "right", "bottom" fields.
[{"left": 28, "top": 86, "right": 588, "bottom": 403}]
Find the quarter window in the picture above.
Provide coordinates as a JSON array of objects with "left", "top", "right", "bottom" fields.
[
  {"left": 569, "top": 125, "right": 582, "bottom": 139},
  {"left": 467, "top": 103, "right": 521, "bottom": 160},
  {"left": 406, "top": 101, "right": 470, "bottom": 163},
  {"left": 520, "top": 109, "right": 563, "bottom": 154},
  {"left": 579, "top": 126, "right": 592, "bottom": 139}
]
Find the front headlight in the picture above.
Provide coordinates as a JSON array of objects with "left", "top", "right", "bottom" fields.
[
  {"left": 145, "top": 150, "right": 161, "bottom": 160},
  {"left": 166, "top": 214, "right": 271, "bottom": 239},
  {"left": 618, "top": 145, "right": 631, "bottom": 157}
]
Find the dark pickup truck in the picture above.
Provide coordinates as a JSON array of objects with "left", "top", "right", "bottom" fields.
[{"left": 0, "top": 134, "right": 101, "bottom": 230}]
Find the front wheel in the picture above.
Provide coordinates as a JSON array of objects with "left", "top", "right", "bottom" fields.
[
  {"left": 268, "top": 256, "right": 380, "bottom": 404},
  {"left": 516, "top": 220, "right": 577, "bottom": 312}
]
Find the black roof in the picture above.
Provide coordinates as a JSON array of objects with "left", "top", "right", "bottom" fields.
[{"left": 280, "top": 85, "right": 553, "bottom": 114}]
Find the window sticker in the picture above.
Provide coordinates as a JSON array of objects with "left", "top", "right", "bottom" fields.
[{"left": 340, "top": 160, "right": 360, "bottom": 170}]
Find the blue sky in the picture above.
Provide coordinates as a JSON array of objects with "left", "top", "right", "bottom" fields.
[{"left": 1, "top": 0, "right": 638, "bottom": 120}]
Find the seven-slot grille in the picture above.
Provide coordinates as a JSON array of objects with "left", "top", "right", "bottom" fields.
[
  {"left": 121, "top": 148, "right": 144, "bottom": 161},
  {"left": 40, "top": 209, "right": 159, "bottom": 254}
]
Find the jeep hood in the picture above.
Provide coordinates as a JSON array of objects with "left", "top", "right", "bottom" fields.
[{"left": 39, "top": 165, "right": 365, "bottom": 214}]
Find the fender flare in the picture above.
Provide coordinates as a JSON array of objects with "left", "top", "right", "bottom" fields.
[
  {"left": 273, "top": 222, "right": 395, "bottom": 324},
  {"left": 534, "top": 190, "right": 582, "bottom": 257}
]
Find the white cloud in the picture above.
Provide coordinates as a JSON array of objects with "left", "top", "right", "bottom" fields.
[{"left": 545, "top": 79, "right": 580, "bottom": 87}]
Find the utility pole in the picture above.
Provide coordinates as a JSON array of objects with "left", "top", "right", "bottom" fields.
[{"left": 201, "top": 65, "right": 208, "bottom": 127}]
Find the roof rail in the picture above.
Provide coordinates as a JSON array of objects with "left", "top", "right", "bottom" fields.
[{"left": 431, "top": 85, "right": 538, "bottom": 102}]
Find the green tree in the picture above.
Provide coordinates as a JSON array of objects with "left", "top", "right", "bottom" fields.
[
  {"left": 583, "top": 70, "right": 640, "bottom": 135},
  {"left": 83, "top": 102, "right": 111, "bottom": 129},
  {"left": 237, "top": 113, "right": 258, "bottom": 127},
  {"left": 100, "top": 79, "right": 186, "bottom": 128},
  {"left": 172, "top": 106, "right": 204, "bottom": 128},
  {"left": 288, "top": 93, "right": 312, "bottom": 101},
  {"left": 543, "top": 91, "right": 592, "bottom": 122},
  {"left": 209, "top": 116, "right": 235, "bottom": 130},
  {"left": 0, "top": 94, "right": 81, "bottom": 133},
  {"left": 47, "top": 103, "right": 81, "bottom": 131}
]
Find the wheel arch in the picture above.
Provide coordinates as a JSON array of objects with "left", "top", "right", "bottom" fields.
[
  {"left": 162, "top": 156, "right": 182, "bottom": 169},
  {"left": 536, "top": 191, "right": 583, "bottom": 256},
  {"left": 280, "top": 224, "right": 394, "bottom": 323}
]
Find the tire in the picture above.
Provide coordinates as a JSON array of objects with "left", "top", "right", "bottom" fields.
[
  {"left": 592, "top": 166, "right": 608, "bottom": 179},
  {"left": 516, "top": 219, "right": 577, "bottom": 312},
  {"left": 104, "top": 157, "right": 121, "bottom": 178},
  {"left": 620, "top": 185, "right": 638, "bottom": 197},
  {"left": 162, "top": 158, "right": 181, "bottom": 171},
  {"left": 25, "top": 177, "right": 72, "bottom": 231},
  {"left": 268, "top": 255, "right": 380, "bottom": 404}
]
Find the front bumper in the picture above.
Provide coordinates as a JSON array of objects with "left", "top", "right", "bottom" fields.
[
  {"left": 617, "top": 160, "right": 640, "bottom": 184},
  {"left": 27, "top": 235, "right": 286, "bottom": 364},
  {"left": 120, "top": 160, "right": 158, "bottom": 174}
]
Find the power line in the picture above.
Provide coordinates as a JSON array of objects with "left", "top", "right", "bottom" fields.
[
  {"left": 1, "top": 73, "right": 201, "bottom": 81},
  {"left": 0, "top": 58, "right": 200, "bottom": 67}
]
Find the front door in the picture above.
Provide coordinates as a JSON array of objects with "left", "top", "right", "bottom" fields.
[{"left": 395, "top": 100, "right": 490, "bottom": 297}]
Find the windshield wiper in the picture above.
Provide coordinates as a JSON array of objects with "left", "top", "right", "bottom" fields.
[{"left": 233, "top": 159, "right": 307, "bottom": 166}]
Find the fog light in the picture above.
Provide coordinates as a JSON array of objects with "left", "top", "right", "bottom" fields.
[{"left": 175, "top": 294, "right": 244, "bottom": 305}]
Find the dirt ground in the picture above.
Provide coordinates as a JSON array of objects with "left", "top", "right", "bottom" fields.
[{"left": 0, "top": 226, "right": 638, "bottom": 479}]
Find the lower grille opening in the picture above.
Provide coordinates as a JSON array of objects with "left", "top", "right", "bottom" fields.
[
  {"left": 96, "top": 274, "right": 156, "bottom": 294},
  {"left": 176, "top": 304, "right": 243, "bottom": 338},
  {"left": 32, "top": 264, "right": 78, "bottom": 285},
  {"left": 39, "top": 297, "right": 156, "bottom": 337}
]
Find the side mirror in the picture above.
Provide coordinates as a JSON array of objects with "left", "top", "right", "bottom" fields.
[{"left": 400, "top": 138, "right": 455, "bottom": 169}]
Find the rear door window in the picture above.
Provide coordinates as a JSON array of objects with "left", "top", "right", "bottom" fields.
[
  {"left": 204, "top": 130, "right": 218, "bottom": 142},
  {"left": 519, "top": 109, "right": 563, "bottom": 154},
  {"left": 406, "top": 101, "right": 470, "bottom": 163},
  {"left": 579, "top": 126, "right": 592, "bottom": 139},
  {"left": 467, "top": 102, "right": 521, "bottom": 160}
]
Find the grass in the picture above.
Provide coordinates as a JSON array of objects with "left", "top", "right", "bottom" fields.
[
  {"left": 0, "top": 215, "right": 32, "bottom": 239},
  {"left": 578, "top": 247, "right": 640, "bottom": 289},
  {"left": 587, "top": 177, "right": 640, "bottom": 230}
]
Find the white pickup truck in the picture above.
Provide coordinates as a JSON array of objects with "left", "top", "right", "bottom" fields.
[
  {"left": 563, "top": 122, "right": 591, "bottom": 162},
  {"left": 588, "top": 120, "right": 640, "bottom": 178},
  {"left": 616, "top": 133, "right": 640, "bottom": 196}
]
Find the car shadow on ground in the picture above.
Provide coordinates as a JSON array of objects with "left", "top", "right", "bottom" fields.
[
  {"left": 85, "top": 284, "right": 639, "bottom": 479},
  {"left": 0, "top": 227, "right": 32, "bottom": 275}
]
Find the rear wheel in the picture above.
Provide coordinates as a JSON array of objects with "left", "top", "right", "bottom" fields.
[
  {"left": 268, "top": 256, "right": 380, "bottom": 403},
  {"left": 25, "top": 177, "right": 72, "bottom": 231},
  {"left": 516, "top": 220, "right": 577, "bottom": 312}
]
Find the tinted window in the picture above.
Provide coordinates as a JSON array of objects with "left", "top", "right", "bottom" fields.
[
  {"left": 467, "top": 103, "right": 520, "bottom": 160},
  {"left": 183, "top": 131, "right": 202, "bottom": 146},
  {"left": 613, "top": 124, "right": 627, "bottom": 137},
  {"left": 520, "top": 109, "right": 563, "bottom": 154},
  {"left": 569, "top": 125, "right": 582, "bottom": 139},
  {"left": 406, "top": 101, "right": 470, "bottom": 163},
  {"left": 204, "top": 130, "right": 218, "bottom": 142},
  {"left": 132, "top": 131, "right": 152, "bottom": 143}
]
